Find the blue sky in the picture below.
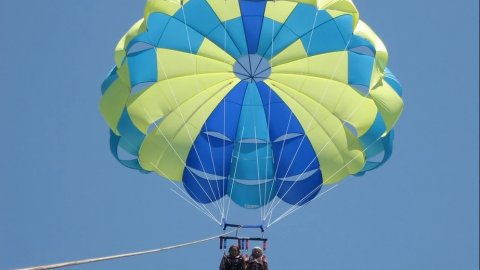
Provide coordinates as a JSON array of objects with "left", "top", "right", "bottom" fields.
[{"left": 0, "top": 1, "right": 478, "bottom": 270}]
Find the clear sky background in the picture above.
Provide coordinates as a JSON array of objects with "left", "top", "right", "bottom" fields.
[{"left": 0, "top": 1, "right": 478, "bottom": 270}]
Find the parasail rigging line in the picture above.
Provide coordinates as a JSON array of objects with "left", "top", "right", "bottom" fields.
[
  {"left": 258, "top": 7, "right": 325, "bottom": 219},
  {"left": 260, "top": 8, "right": 329, "bottom": 220},
  {"left": 181, "top": 5, "right": 227, "bottom": 215},
  {"left": 151, "top": 62, "right": 228, "bottom": 216},
  {"left": 145, "top": 110, "right": 222, "bottom": 224},
  {"left": 222, "top": 0, "right": 228, "bottom": 217},
  {"left": 113, "top": 113, "right": 220, "bottom": 224},
  {"left": 253, "top": 125, "right": 261, "bottom": 218},
  {"left": 224, "top": 126, "right": 246, "bottom": 222},
  {"left": 16, "top": 228, "right": 239, "bottom": 270},
  {"left": 267, "top": 132, "right": 387, "bottom": 227},
  {"left": 252, "top": 0, "right": 346, "bottom": 76},
  {"left": 305, "top": 9, "right": 321, "bottom": 53},
  {"left": 151, "top": 160, "right": 220, "bottom": 223},
  {"left": 268, "top": 184, "right": 339, "bottom": 227},
  {"left": 148, "top": 77, "right": 225, "bottom": 217},
  {"left": 222, "top": 96, "right": 227, "bottom": 216},
  {"left": 263, "top": 19, "right": 276, "bottom": 211},
  {"left": 254, "top": 125, "right": 265, "bottom": 220},
  {"left": 170, "top": 188, "right": 221, "bottom": 223},
  {"left": 262, "top": 15, "right": 358, "bottom": 220},
  {"left": 262, "top": 104, "right": 294, "bottom": 220},
  {"left": 264, "top": 87, "right": 273, "bottom": 216},
  {"left": 97, "top": 0, "right": 402, "bottom": 239},
  {"left": 179, "top": 5, "right": 226, "bottom": 214},
  {"left": 263, "top": 72, "right": 370, "bottom": 220},
  {"left": 263, "top": 17, "right": 278, "bottom": 222}
]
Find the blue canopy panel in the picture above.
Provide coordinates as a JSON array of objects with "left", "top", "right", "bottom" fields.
[
  {"left": 109, "top": 108, "right": 150, "bottom": 173},
  {"left": 355, "top": 130, "right": 394, "bottom": 175},
  {"left": 355, "top": 63, "right": 401, "bottom": 175},
  {"left": 102, "top": 68, "right": 146, "bottom": 173},
  {"left": 109, "top": 130, "right": 147, "bottom": 173},
  {"left": 117, "top": 108, "right": 145, "bottom": 156},
  {"left": 173, "top": 0, "right": 222, "bottom": 37},
  {"left": 127, "top": 48, "right": 158, "bottom": 88},
  {"left": 228, "top": 82, "right": 276, "bottom": 209},
  {"left": 384, "top": 67, "right": 403, "bottom": 96},
  {"left": 239, "top": 0, "right": 267, "bottom": 54},
  {"left": 207, "top": 18, "right": 249, "bottom": 59},
  {"left": 354, "top": 112, "right": 390, "bottom": 176},
  {"left": 348, "top": 51, "right": 374, "bottom": 92},
  {"left": 183, "top": 82, "right": 248, "bottom": 204},
  {"left": 138, "top": 14, "right": 205, "bottom": 54},
  {"left": 101, "top": 67, "right": 118, "bottom": 95},
  {"left": 347, "top": 34, "right": 375, "bottom": 53},
  {"left": 258, "top": 21, "right": 298, "bottom": 60},
  {"left": 359, "top": 112, "right": 387, "bottom": 157},
  {"left": 300, "top": 15, "right": 353, "bottom": 56},
  {"left": 256, "top": 82, "right": 323, "bottom": 206},
  {"left": 275, "top": 169, "right": 322, "bottom": 205},
  {"left": 127, "top": 4, "right": 264, "bottom": 59},
  {"left": 256, "top": 18, "right": 283, "bottom": 59},
  {"left": 126, "top": 13, "right": 170, "bottom": 52},
  {"left": 257, "top": 5, "right": 335, "bottom": 59},
  {"left": 174, "top": 0, "right": 248, "bottom": 58}
]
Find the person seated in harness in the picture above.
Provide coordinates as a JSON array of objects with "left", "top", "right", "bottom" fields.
[
  {"left": 220, "top": 245, "right": 247, "bottom": 270},
  {"left": 246, "top": 247, "right": 268, "bottom": 270}
]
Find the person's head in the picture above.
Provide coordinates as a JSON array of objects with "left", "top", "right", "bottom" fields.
[
  {"left": 251, "top": 247, "right": 263, "bottom": 258},
  {"left": 228, "top": 245, "right": 240, "bottom": 256}
]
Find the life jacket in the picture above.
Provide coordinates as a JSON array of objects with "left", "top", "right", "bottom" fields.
[
  {"left": 224, "top": 255, "right": 245, "bottom": 270},
  {"left": 247, "top": 256, "right": 266, "bottom": 270}
]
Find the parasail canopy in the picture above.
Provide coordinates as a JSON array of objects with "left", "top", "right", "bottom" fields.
[{"left": 100, "top": 0, "right": 403, "bottom": 225}]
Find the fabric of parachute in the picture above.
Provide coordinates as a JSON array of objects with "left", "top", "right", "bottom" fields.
[{"left": 99, "top": 0, "right": 404, "bottom": 210}]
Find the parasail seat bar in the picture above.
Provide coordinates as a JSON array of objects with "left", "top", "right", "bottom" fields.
[
  {"left": 220, "top": 221, "right": 268, "bottom": 251},
  {"left": 222, "top": 222, "right": 265, "bottom": 232}
]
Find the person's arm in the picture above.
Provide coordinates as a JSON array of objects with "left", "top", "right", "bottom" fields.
[
  {"left": 262, "top": 256, "right": 268, "bottom": 270},
  {"left": 243, "top": 256, "right": 250, "bottom": 270},
  {"left": 219, "top": 256, "right": 226, "bottom": 270},
  {"left": 242, "top": 256, "right": 248, "bottom": 270}
]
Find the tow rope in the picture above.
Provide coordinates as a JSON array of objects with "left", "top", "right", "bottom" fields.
[{"left": 17, "top": 229, "right": 238, "bottom": 270}]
